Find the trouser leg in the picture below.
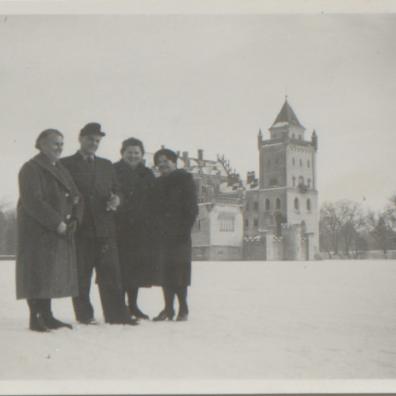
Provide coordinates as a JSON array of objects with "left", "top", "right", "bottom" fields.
[
  {"left": 95, "top": 238, "right": 128, "bottom": 323},
  {"left": 73, "top": 236, "right": 95, "bottom": 322},
  {"left": 127, "top": 288, "right": 139, "bottom": 311}
]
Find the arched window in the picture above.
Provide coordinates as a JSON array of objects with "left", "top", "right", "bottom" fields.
[
  {"left": 265, "top": 198, "right": 270, "bottom": 211},
  {"left": 307, "top": 198, "right": 311, "bottom": 211},
  {"left": 276, "top": 198, "right": 281, "bottom": 210},
  {"left": 299, "top": 159, "right": 303, "bottom": 167},
  {"left": 307, "top": 178, "right": 311, "bottom": 188},
  {"left": 254, "top": 218, "right": 259, "bottom": 227},
  {"left": 292, "top": 176, "right": 296, "bottom": 187},
  {"left": 294, "top": 197, "right": 299, "bottom": 211}
]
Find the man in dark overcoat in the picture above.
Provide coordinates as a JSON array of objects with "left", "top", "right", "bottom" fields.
[
  {"left": 16, "top": 129, "right": 82, "bottom": 332},
  {"left": 61, "top": 122, "right": 137, "bottom": 325}
]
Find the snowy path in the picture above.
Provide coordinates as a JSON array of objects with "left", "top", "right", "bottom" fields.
[{"left": 1, "top": 260, "right": 396, "bottom": 381}]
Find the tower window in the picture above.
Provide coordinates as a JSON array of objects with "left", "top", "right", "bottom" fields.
[
  {"left": 276, "top": 198, "right": 281, "bottom": 210},
  {"left": 298, "top": 176, "right": 304, "bottom": 185},
  {"left": 269, "top": 177, "right": 278, "bottom": 186},
  {"left": 246, "top": 201, "right": 250, "bottom": 211},
  {"left": 292, "top": 158, "right": 295, "bottom": 166},
  {"left": 307, "top": 199, "right": 311, "bottom": 211},
  {"left": 244, "top": 218, "right": 249, "bottom": 228},
  {"left": 265, "top": 198, "right": 270, "bottom": 211},
  {"left": 254, "top": 218, "right": 259, "bottom": 227},
  {"left": 254, "top": 201, "right": 259, "bottom": 211},
  {"left": 307, "top": 178, "right": 311, "bottom": 188},
  {"left": 292, "top": 176, "right": 296, "bottom": 187},
  {"left": 299, "top": 159, "right": 303, "bottom": 167},
  {"left": 294, "top": 197, "right": 300, "bottom": 211},
  {"left": 307, "top": 160, "right": 311, "bottom": 168}
]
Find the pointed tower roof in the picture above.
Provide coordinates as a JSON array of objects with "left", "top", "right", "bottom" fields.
[{"left": 270, "top": 98, "right": 304, "bottom": 129}]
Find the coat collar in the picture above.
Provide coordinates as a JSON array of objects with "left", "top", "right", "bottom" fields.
[{"left": 33, "top": 153, "right": 75, "bottom": 193}]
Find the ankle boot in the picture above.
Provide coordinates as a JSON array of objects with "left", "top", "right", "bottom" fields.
[
  {"left": 41, "top": 299, "right": 73, "bottom": 330},
  {"left": 28, "top": 299, "right": 50, "bottom": 332}
]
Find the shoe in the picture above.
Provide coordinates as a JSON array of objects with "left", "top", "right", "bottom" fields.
[
  {"left": 78, "top": 318, "right": 98, "bottom": 325},
  {"left": 176, "top": 313, "right": 188, "bottom": 321},
  {"left": 130, "top": 307, "right": 150, "bottom": 320},
  {"left": 30, "top": 313, "right": 51, "bottom": 333},
  {"left": 43, "top": 315, "right": 73, "bottom": 330},
  {"left": 108, "top": 317, "right": 139, "bottom": 326},
  {"left": 152, "top": 309, "right": 175, "bottom": 322}
]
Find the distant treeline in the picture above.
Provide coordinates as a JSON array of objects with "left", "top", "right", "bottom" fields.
[
  {"left": 1, "top": 195, "right": 396, "bottom": 259},
  {"left": 320, "top": 195, "right": 396, "bottom": 259}
]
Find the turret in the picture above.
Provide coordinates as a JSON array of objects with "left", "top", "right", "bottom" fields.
[
  {"left": 311, "top": 130, "right": 318, "bottom": 151},
  {"left": 258, "top": 129, "right": 263, "bottom": 150}
]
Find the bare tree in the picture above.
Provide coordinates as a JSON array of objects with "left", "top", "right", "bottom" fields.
[{"left": 320, "top": 200, "right": 366, "bottom": 258}]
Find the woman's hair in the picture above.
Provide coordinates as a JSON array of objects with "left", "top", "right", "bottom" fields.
[
  {"left": 153, "top": 148, "right": 178, "bottom": 166},
  {"left": 120, "top": 137, "right": 145, "bottom": 155},
  {"left": 35, "top": 129, "right": 63, "bottom": 150}
]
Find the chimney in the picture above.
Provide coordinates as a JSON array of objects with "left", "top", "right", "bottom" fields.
[{"left": 182, "top": 151, "right": 190, "bottom": 167}]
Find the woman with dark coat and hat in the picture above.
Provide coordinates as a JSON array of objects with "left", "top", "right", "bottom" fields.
[
  {"left": 16, "top": 129, "right": 82, "bottom": 332},
  {"left": 152, "top": 148, "right": 198, "bottom": 322},
  {"left": 114, "top": 138, "right": 156, "bottom": 319}
]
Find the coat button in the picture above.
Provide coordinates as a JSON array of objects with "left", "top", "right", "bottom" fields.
[{"left": 65, "top": 193, "right": 70, "bottom": 198}]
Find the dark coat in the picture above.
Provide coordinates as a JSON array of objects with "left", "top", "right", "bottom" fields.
[
  {"left": 16, "top": 153, "right": 82, "bottom": 300},
  {"left": 61, "top": 153, "right": 120, "bottom": 239},
  {"left": 153, "top": 169, "right": 198, "bottom": 287},
  {"left": 113, "top": 160, "right": 156, "bottom": 288}
]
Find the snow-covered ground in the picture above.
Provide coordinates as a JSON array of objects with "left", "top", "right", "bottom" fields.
[{"left": 1, "top": 259, "right": 396, "bottom": 391}]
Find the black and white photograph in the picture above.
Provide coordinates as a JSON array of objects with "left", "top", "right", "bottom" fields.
[{"left": 0, "top": 1, "right": 396, "bottom": 394}]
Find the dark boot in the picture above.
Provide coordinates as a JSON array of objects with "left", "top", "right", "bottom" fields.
[
  {"left": 153, "top": 287, "right": 175, "bottom": 321},
  {"left": 41, "top": 299, "right": 73, "bottom": 330},
  {"left": 27, "top": 299, "right": 50, "bottom": 333},
  {"left": 176, "top": 287, "right": 189, "bottom": 321},
  {"left": 127, "top": 288, "right": 149, "bottom": 320}
]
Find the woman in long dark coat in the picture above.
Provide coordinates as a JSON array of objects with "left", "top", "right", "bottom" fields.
[
  {"left": 114, "top": 138, "right": 156, "bottom": 319},
  {"left": 152, "top": 148, "right": 198, "bottom": 321},
  {"left": 16, "top": 129, "right": 82, "bottom": 332}
]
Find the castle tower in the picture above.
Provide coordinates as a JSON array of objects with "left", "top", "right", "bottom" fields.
[{"left": 245, "top": 98, "right": 319, "bottom": 260}]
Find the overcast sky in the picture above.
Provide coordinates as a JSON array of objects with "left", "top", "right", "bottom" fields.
[{"left": 0, "top": 14, "right": 395, "bottom": 210}]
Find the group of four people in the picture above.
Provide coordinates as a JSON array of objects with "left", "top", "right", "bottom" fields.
[{"left": 16, "top": 122, "right": 198, "bottom": 332}]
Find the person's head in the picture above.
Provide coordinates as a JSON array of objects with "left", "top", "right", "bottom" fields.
[
  {"left": 79, "top": 122, "right": 106, "bottom": 156},
  {"left": 154, "top": 148, "right": 178, "bottom": 176},
  {"left": 120, "top": 138, "right": 145, "bottom": 168},
  {"left": 35, "top": 129, "right": 64, "bottom": 162}
]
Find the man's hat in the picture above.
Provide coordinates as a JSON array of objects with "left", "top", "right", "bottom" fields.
[{"left": 80, "top": 122, "right": 106, "bottom": 137}]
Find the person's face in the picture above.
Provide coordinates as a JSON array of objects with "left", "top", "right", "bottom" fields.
[
  {"left": 122, "top": 145, "right": 144, "bottom": 167},
  {"left": 41, "top": 133, "right": 64, "bottom": 162},
  {"left": 79, "top": 134, "right": 102, "bottom": 155},
  {"left": 157, "top": 154, "right": 177, "bottom": 176}
]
